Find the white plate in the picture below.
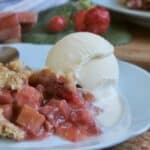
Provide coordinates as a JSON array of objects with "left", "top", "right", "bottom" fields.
[
  {"left": 1, "top": 43, "right": 150, "bottom": 150},
  {"left": 92, "top": 0, "right": 150, "bottom": 27}
]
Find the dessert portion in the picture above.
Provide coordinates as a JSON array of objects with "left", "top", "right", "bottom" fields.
[
  {"left": 120, "top": 0, "right": 150, "bottom": 10},
  {"left": 0, "top": 60, "right": 100, "bottom": 142},
  {"left": 46, "top": 32, "right": 122, "bottom": 127},
  {"left": 29, "top": 69, "right": 100, "bottom": 141},
  {"left": 0, "top": 32, "right": 122, "bottom": 142}
]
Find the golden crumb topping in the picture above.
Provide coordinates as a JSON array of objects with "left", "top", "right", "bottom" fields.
[
  {"left": 0, "top": 60, "right": 31, "bottom": 90},
  {"left": 0, "top": 109, "right": 25, "bottom": 141}
]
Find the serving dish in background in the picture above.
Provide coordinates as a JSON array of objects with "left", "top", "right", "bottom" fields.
[{"left": 92, "top": 0, "right": 150, "bottom": 27}]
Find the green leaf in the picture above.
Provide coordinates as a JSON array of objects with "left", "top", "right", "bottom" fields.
[
  {"left": 103, "top": 24, "right": 132, "bottom": 46},
  {"left": 23, "top": 29, "right": 74, "bottom": 44},
  {"left": 77, "top": 0, "right": 93, "bottom": 10}
]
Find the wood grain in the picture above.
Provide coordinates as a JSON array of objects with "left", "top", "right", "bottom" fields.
[
  {"left": 115, "top": 26, "right": 150, "bottom": 71},
  {"left": 110, "top": 131, "right": 150, "bottom": 150}
]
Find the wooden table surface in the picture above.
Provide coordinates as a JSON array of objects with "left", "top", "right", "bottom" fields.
[
  {"left": 115, "top": 26, "right": 150, "bottom": 71},
  {"left": 110, "top": 25, "right": 150, "bottom": 149}
]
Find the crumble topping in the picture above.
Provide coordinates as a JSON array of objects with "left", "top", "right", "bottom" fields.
[
  {"left": 0, "top": 109, "right": 25, "bottom": 141},
  {"left": 0, "top": 60, "right": 100, "bottom": 142},
  {"left": 0, "top": 60, "right": 31, "bottom": 90}
]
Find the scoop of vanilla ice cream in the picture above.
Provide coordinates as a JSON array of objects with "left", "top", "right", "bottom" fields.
[
  {"left": 76, "top": 54, "right": 119, "bottom": 89},
  {"left": 46, "top": 32, "right": 118, "bottom": 89},
  {"left": 46, "top": 32, "right": 122, "bottom": 127}
]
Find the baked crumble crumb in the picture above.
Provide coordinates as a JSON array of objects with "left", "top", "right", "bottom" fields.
[
  {"left": 0, "top": 109, "right": 25, "bottom": 141},
  {"left": 0, "top": 60, "right": 31, "bottom": 90}
]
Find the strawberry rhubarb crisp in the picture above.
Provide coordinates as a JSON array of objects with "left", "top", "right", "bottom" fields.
[{"left": 0, "top": 60, "right": 101, "bottom": 142}]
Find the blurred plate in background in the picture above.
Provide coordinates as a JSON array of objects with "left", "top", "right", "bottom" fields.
[
  {"left": 92, "top": 0, "right": 150, "bottom": 27},
  {"left": 0, "top": 0, "right": 69, "bottom": 12}
]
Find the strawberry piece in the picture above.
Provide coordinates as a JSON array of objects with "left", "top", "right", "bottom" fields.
[
  {"left": 15, "top": 85, "right": 42, "bottom": 110},
  {"left": 16, "top": 105, "right": 45, "bottom": 134},
  {"left": 0, "top": 90, "right": 13, "bottom": 104},
  {"left": 0, "top": 104, "right": 13, "bottom": 120}
]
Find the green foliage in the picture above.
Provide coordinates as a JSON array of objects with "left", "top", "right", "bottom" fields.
[
  {"left": 103, "top": 24, "right": 132, "bottom": 45},
  {"left": 23, "top": 1, "right": 132, "bottom": 45}
]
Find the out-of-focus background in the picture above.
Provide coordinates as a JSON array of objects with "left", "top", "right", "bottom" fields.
[
  {"left": 0, "top": 0, "right": 69, "bottom": 12},
  {"left": 0, "top": 0, "right": 150, "bottom": 149},
  {"left": 0, "top": 0, "right": 149, "bottom": 71}
]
